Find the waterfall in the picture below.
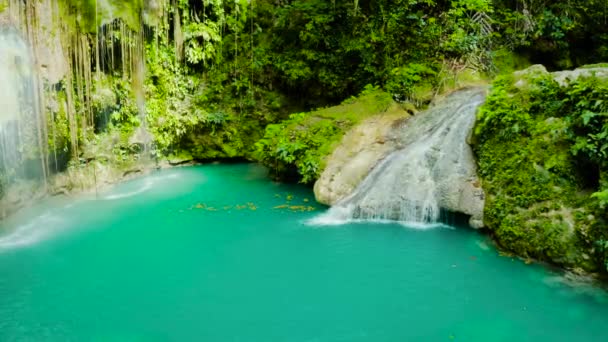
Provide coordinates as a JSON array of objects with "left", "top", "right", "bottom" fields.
[
  {"left": 0, "top": 29, "right": 47, "bottom": 184},
  {"left": 0, "top": 0, "right": 159, "bottom": 220},
  {"left": 130, "top": 38, "right": 153, "bottom": 156},
  {"left": 311, "top": 88, "right": 486, "bottom": 227}
]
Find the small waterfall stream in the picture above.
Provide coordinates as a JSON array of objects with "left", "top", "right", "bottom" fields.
[
  {"left": 312, "top": 88, "right": 486, "bottom": 227},
  {"left": 0, "top": 29, "right": 46, "bottom": 184}
]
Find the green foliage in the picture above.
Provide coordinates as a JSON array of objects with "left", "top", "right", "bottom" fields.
[
  {"left": 491, "top": 49, "right": 532, "bottom": 75},
  {"left": 142, "top": 33, "right": 271, "bottom": 161},
  {"left": 474, "top": 71, "right": 608, "bottom": 272},
  {"left": 267, "top": 0, "right": 453, "bottom": 104},
  {"left": 442, "top": 0, "right": 495, "bottom": 72},
  {"left": 58, "top": 0, "right": 145, "bottom": 31},
  {"left": 47, "top": 90, "right": 71, "bottom": 166},
  {"left": 580, "top": 64, "right": 608, "bottom": 69},
  {"left": 184, "top": 21, "right": 222, "bottom": 65},
  {"left": 493, "top": 0, "right": 608, "bottom": 69},
  {"left": 178, "top": 0, "right": 224, "bottom": 66},
  {"left": 144, "top": 40, "right": 194, "bottom": 151},
  {"left": 386, "top": 63, "right": 438, "bottom": 103},
  {"left": 567, "top": 78, "right": 608, "bottom": 168},
  {"left": 0, "top": 171, "right": 5, "bottom": 200},
  {"left": 255, "top": 114, "right": 339, "bottom": 184},
  {"left": 109, "top": 80, "right": 140, "bottom": 128}
]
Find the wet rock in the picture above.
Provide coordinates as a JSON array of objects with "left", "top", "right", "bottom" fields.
[
  {"left": 315, "top": 88, "right": 487, "bottom": 228},
  {"left": 314, "top": 113, "right": 407, "bottom": 206}
]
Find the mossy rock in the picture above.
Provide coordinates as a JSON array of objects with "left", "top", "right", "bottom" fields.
[
  {"left": 474, "top": 66, "right": 608, "bottom": 273},
  {"left": 254, "top": 86, "right": 402, "bottom": 184}
]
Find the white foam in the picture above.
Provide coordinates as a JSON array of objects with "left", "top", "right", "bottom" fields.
[
  {"left": 306, "top": 211, "right": 451, "bottom": 230},
  {"left": 476, "top": 240, "right": 491, "bottom": 251},
  {"left": 100, "top": 173, "right": 180, "bottom": 200},
  {"left": 0, "top": 212, "right": 66, "bottom": 249},
  {"left": 101, "top": 179, "right": 153, "bottom": 200}
]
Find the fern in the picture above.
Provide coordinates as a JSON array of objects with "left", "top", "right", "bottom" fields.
[{"left": 472, "top": 11, "right": 493, "bottom": 37}]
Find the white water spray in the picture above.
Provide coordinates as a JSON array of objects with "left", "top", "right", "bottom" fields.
[{"left": 0, "top": 28, "right": 46, "bottom": 182}]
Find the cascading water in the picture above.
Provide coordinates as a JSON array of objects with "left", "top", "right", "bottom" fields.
[
  {"left": 0, "top": 0, "right": 158, "bottom": 219},
  {"left": 312, "top": 88, "right": 486, "bottom": 227},
  {"left": 130, "top": 49, "right": 153, "bottom": 157},
  {"left": 0, "top": 28, "right": 47, "bottom": 185}
]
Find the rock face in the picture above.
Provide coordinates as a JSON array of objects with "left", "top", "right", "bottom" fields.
[
  {"left": 314, "top": 112, "right": 407, "bottom": 206},
  {"left": 31, "top": 0, "right": 68, "bottom": 85},
  {"left": 0, "top": 156, "right": 154, "bottom": 220},
  {"left": 0, "top": 0, "right": 68, "bottom": 85},
  {"left": 314, "top": 88, "right": 487, "bottom": 228},
  {"left": 471, "top": 64, "right": 608, "bottom": 272},
  {"left": 514, "top": 64, "right": 608, "bottom": 88},
  {"left": 552, "top": 67, "right": 608, "bottom": 86}
]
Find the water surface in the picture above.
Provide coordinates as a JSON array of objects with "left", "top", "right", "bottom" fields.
[{"left": 0, "top": 164, "right": 607, "bottom": 341}]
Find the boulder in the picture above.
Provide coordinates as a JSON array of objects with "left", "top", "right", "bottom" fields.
[
  {"left": 514, "top": 64, "right": 608, "bottom": 88},
  {"left": 551, "top": 67, "right": 608, "bottom": 86}
]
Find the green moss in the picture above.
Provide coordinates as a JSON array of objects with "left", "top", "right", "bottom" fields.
[
  {"left": 177, "top": 117, "right": 265, "bottom": 161},
  {"left": 58, "top": 0, "right": 144, "bottom": 32},
  {"left": 474, "top": 70, "right": 608, "bottom": 272},
  {"left": 578, "top": 63, "right": 608, "bottom": 69},
  {"left": 254, "top": 86, "right": 401, "bottom": 184},
  {"left": 492, "top": 49, "right": 532, "bottom": 75},
  {"left": 313, "top": 87, "right": 394, "bottom": 122}
]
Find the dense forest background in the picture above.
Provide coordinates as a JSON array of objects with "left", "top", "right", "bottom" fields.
[
  {"left": 2, "top": 0, "right": 606, "bottom": 178},
  {"left": 0, "top": 0, "right": 606, "bottom": 190},
  {"left": 53, "top": 0, "right": 608, "bottom": 166}
]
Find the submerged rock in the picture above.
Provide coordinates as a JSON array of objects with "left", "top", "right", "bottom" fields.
[{"left": 315, "top": 88, "right": 487, "bottom": 228}]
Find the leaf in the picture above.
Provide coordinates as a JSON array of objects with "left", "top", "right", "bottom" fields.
[{"left": 582, "top": 110, "right": 598, "bottom": 126}]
